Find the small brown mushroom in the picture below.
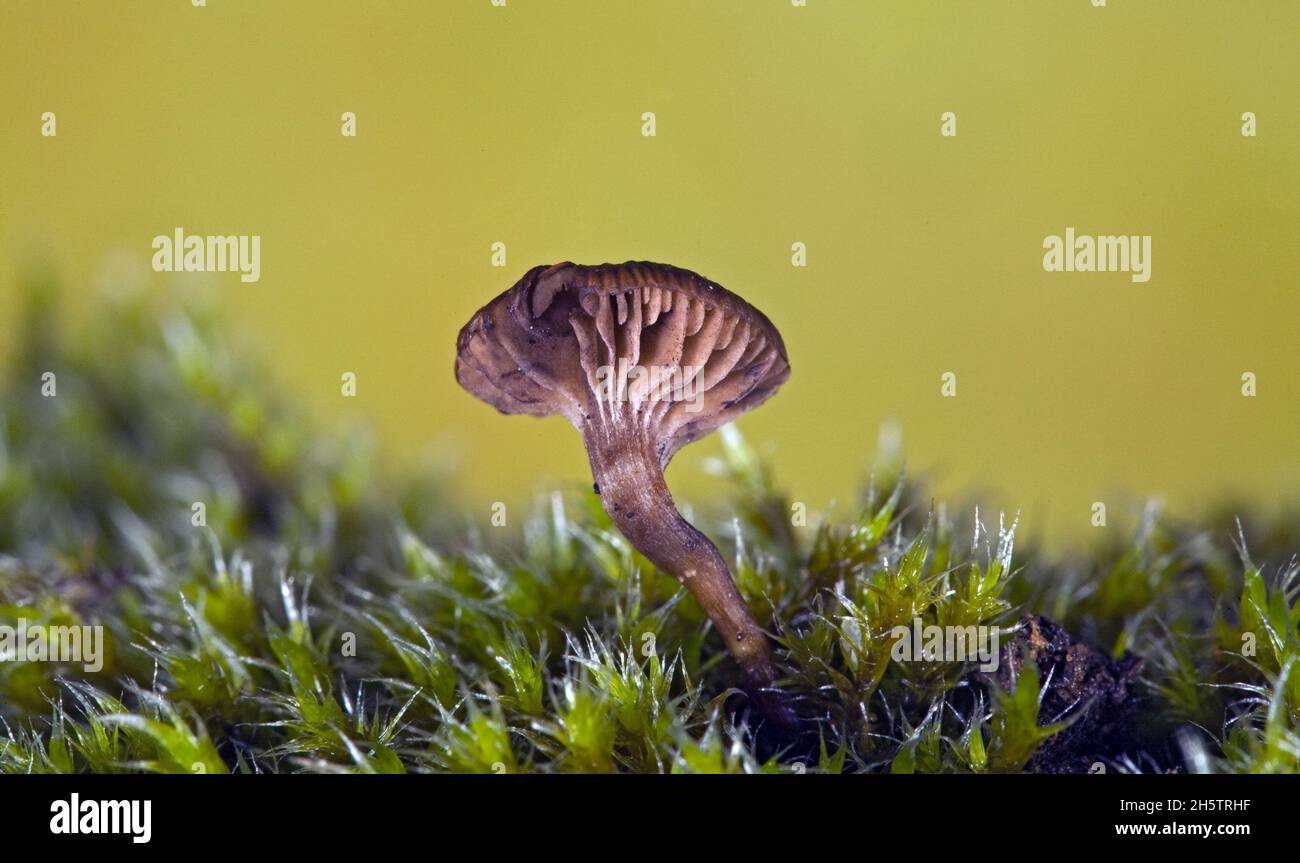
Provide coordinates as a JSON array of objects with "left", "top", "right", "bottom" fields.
[{"left": 455, "top": 261, "right": 792, "bottom": 721}]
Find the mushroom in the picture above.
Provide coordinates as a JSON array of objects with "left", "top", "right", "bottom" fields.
[{"left": 455, "top": 261, "right": 793, "bottom": 721}]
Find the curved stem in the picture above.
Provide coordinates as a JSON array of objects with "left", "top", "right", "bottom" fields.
[{"left": 583, "top": 419, "right": 793, "bottom": 724}]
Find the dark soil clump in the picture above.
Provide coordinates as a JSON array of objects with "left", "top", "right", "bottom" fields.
[{"left": 993, "top": 615, "right": 1145, "bottom": 773}]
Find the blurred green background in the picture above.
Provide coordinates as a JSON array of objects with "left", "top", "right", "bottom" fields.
[{"left": 2, "top": 0, "right": 1297, "bottom": 547}]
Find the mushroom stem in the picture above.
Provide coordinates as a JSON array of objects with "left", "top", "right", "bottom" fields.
[{"left": 582, "top": 418, "right": 792, "bottom": 722}]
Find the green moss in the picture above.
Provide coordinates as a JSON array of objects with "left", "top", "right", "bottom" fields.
[{"left": 0, "top": 287, "right": 1297, "bottom": 774}]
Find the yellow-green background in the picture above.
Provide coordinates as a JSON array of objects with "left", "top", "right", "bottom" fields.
[{"left": 2, "top": 1, "right": 1297, "bottom": 547}]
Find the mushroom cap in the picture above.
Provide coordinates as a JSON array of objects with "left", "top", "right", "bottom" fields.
[{"left": 455, "top": 261, "right": 790, "bottom": 465}]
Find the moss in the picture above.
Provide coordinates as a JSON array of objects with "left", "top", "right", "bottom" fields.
[{"left": 0, "top": 287, "right": 1297, "bottom": 774}]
